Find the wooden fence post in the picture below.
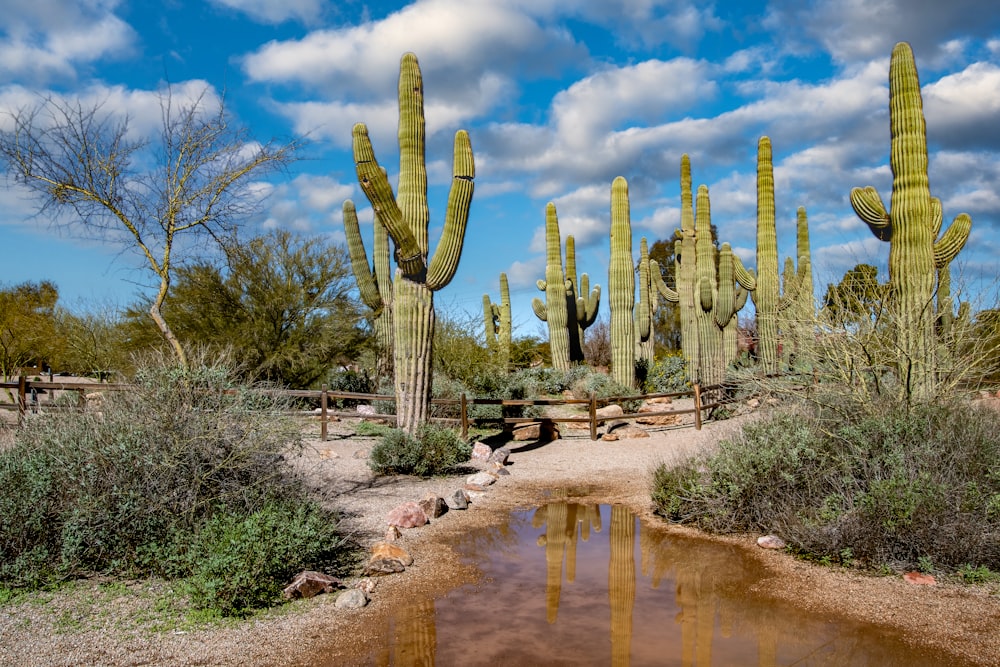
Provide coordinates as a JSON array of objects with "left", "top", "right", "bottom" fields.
[
  {"left": 17, "top": 375, "right": 26, "bottom": 427},
  {"left": 589, "top": 392, "right": 598, "bottom": 441},
  {"left": 460, "top": 393, "right": 468, "bottom": 440},
  {"left": 320, "top": 384, "right": 328, "bottom": 442},
  {"left": 693, "top": 383, "right": 703, "bottom": 431}
]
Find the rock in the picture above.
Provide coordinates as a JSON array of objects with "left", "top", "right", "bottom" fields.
[
  {"left": 449, "top": 489, "right": 470, "bottom": 510},
  {"left": 492, "top": 466, "right": 511, "bottom": 476},
  {"left": 371, "top": 542, "right": 413, "bottom": 566},
  {"left": 601, "top": 433, "right": 619, "bottom": 442},
  {"left": 419, "top": 494, "right": 448, "bottom": 519},
  {"left": 467, "top": 472, "right": 497, "bottom": 487},
  {"left": 756, "top": 535, "right": 787, "bottom": 550},
  {"left": 464, "top": 483, "right": 487, "bottom": 493},
  {"left": 356, "top": 404, "right": 376, "bottom": 416},
  {"left": 636, "top": 403, "right": 679, "bottom": 426},
  {"left": 470, "top": 442, "right": 493, "bottom": 461},
  {"left": 335, "top": 588, "right": 369, "bottom": 609},
  {"left": 746, "top": 398, "right": 761, "bottom": 409},
  {"left": 606, "top": 423, "right": 649, "bottom": 439},
  {"left": 386, "top": 501, "right": 429, "bottom": 528},
  {"left": 487, "top": 446, "right": 511, "bottom": 465},
  {"left": 596, "top": 404, "right": 624, "bottom": 419},
  {"left": 645, "top": 396, "right": 673, "bottom": 405},
  {"left": 366, "top": 557, "right": 406, "bottom": 575},
  {"left": 353, "top": 449, "right": 368, "bottom": 459},
  {"left": 283, "top": 571, "right": 341, "bottom": 600},
  {"left": 384, "top": 526, "right": 402, "bottom": 542},
  {"left": 512, "top": 422, "right": 559, "bottom": 441},
  {"left": 318, "top": 449, "right": 340, "bottom": 460},
  {"left": 903, "top": 571, "right": 937, "bottom": 586},
  {"left": 355, "top": 577, "right": 378, "bottom": 595}
]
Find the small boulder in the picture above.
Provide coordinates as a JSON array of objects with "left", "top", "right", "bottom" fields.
[
  {"left": 467, "top": 472, "right": 496, "bottom": 487},
  {"left": 470, "top": 442, "right": 493, "bottom": 461},
  {"left": 283, "top": 571, "right": 341, "bottom": 600},
  {"left": 450, "top": 489, "right": 470, "bottom": 510},
  {"left": 487, "top": 446, "right": 511, "bottom": 465},
  {"left": 419, "top": 494, "right": 448, "bottom": 519},
  {"left": 601, "top": 433, "right": 619, "bottom": 442},
  {"left": 606, "top": 423, "right": 649, "bottom": 439},
  {"left": 756, "top": 535, "right": 787, "bottom": 550},
  {"left": 636, "top": 403, "right": 679, "bottom": 426},
  {"left": 335, "top": 588, "right": 369, "bottom": 609},
  {"left": 512, "top": 423, "right": 541, "bottom": 441},
  {"left": 366, "top": 557, "right": 406, "bottom": 575},
  {"left": 596, "top": 404, "right": 624, "bottom": 419},
  {"left": 386, "top": 501, "right": 429, "bottom": 528},
  {"left": 356, "top": 404, "right": 376, "bottom": 416},
  {"left": 355, "top": 577, "right": 378, "bottom": 595},
  {"left": 903, "top": 571, "right": 937, "bottom": 586},
  {"left": 371, "top": 542, "right": 413, "bottom": 567},
  {"left": 384, "top": 525, "right": 402, "bottom": 542}
]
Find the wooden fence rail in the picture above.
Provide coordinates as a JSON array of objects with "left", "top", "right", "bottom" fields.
[{"left": 1, "top": 376, "right": 739, "bottom": 441}]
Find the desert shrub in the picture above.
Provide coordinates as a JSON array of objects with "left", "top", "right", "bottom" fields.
[
  {"left": 0, "top": 361, "right": 350, "bottom": 615},
  {"left": 645, "top": 354, "right": 688, "bottom": 393},
  {"left": 572, "top": 370, "right": 642, "bottom": 412},
  {"left": 369, "top": 423, "right": 472, "bottom": 477},
  {"left": 651, "top": 393, "right": 1000, "bottom": 573},
  {"left": 326, "top": 368, "right": 375, "bottom": 408}
]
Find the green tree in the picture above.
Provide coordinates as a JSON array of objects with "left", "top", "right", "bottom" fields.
[
  {"left": 822, "top": 264, "right": 885, "bottom": 329},
  {"left": 126, "top": 230, "right": 366, "bottom": 388},
  {"left": 0, "top": 91, "right": 299, "bottom": 368},
  {"left": 0, "top": 281, "right": 58, "bottom": 380},
  {"left": 647, "top": 236, "right": 681, "bottom": 353},
  {"left": 50, "top": 305, "right": 132, "bottom": 378}
]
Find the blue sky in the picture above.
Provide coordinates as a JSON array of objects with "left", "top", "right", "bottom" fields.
[{"left": 2, "top": 0, "right": 1000, "bottom": 337}]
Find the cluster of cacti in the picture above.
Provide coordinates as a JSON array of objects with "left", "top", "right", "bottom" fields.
[
  {"left": 483, "top": 272, "right": 512, "bottom": 367},
  {"left": 609, "top": 177, "right": 637, "bottom": 387},
  {"left": 850, "top": 42, "right": 972, "bottom": 400},
  {"left": 776, "top": 207, "right": 814, "bottom": 366},
  {"left": 350, "top": 52, "right": 475, "bottom": 434},
  {"left": 692, "top": 185, "right": 754, "bottom": 387},
  {"left": 532, "top": 203, "right": 600, "bottom": 370},
  {"left": 343, "top": 201, "right": 393, "bottom": 376}
]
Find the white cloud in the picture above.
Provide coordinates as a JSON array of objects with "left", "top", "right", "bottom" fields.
[{"left": 209, "top": 0, "right": 323, "bottom": 24}]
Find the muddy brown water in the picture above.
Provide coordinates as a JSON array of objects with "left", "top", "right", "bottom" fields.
[{"left": 330, "top": 503, "right": 965, "bottom": 666}]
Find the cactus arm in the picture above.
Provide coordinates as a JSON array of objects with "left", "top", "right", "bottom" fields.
[
  {"left": 933, "top": 213, "right": 971, "bottom": 267},
  {"left": 352, "top": 123, "right": 425, "bottom": 277},
  {"left": 637, "top": 237, "right": 651, "bottom": 340},
  {"left": 577, "top": 276, "right": 601, "bottom": 328},
  {"left": 483, "top": 294, "right": 497, "bottom": 343},
  {"left": 650, "top": 259, "right": 680, "bottom": 303},
  {"left": 426, "top": 130, "right": 475, "bottom": 290},
  {"left": 732, "top": 254, "right": 757, "bottom": 292},
  {"left": 850, "top": 186, "right": 892, "bottom": 241},
  {"left": 343, "top": 199, "right": 383, "bottom": 313},
  {"left": 397, "top": 52, "right": 429, "bottom": 252},
  {"left": 532, "top": 297, "right": 548, "bottom": 321}
]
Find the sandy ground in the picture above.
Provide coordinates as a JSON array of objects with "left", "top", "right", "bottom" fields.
[{"left": 2, "top": 407, "right": 1000, "bottom": 666}]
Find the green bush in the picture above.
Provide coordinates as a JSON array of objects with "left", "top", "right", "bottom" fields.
[
  {"left": 369, "top": 423, "right": 472, "bottom": 477},
  {"left": 0, "top": 361, "right": 351, "bottom": 615},
  {"left": 572, "top": 371, "right": 642, "bottom": 412},
  {"left": 651, "top": 394, "right": 1000, "bottom": 573},
  {"left": 326, "top": 368, "right": 375, "bottom": 408},
  {"left": 645, "top": 354, "right": 688, "bottom": 393}
]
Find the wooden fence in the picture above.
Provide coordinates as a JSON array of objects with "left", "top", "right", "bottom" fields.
[{"left": 1, "top": 376, "right": 739, "bottom": 441}]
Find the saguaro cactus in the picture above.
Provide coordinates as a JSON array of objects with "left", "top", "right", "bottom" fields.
[
  {"left": 352, "top": 52, "right": 475, "bottom": 434},
  {"left": 483, "top": 272, "right": 511, "bottom": 367},
  {"left": 675, "top": 155, "right": 699, "bottom": 381},
  {"left": 533, "top": 203, "right": 573, "bottom": 371},
  {"left": 778, "top": 207, "right": 814, "bottom": 365},
  {"left": 752, "top": 136, "right": 801, "bottom": 375},
  {"left": 609, "top": 177, "right": 636, "bottom": 388},
  {"left": 850, "top": 42, "right": 972, "bottom": 400},
  {"left": 343, "top": 201, "right": 393, "bottom": 376},
  {"left": 566, "top": 235, "right": 601, "bottom": 362},
  {"left": 636, "top": 238, "right": 661, "bottom": 366}
]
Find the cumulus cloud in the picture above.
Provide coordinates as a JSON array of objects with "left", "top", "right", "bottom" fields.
[
  {"left": 0, "top": 0, "right": 135, "bottom": 83},
  {"left": 209, "top": 0, "right": 324, "bottom": 24}
]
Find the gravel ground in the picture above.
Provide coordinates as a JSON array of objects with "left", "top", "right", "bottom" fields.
[{"left": 2, "top": 406, "right": 1000, "bottom": 666}]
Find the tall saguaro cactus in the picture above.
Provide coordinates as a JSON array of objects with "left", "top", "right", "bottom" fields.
[
  {"left": 675, "top": 155, "right": 699, "bottom": 381},
  {"left": 533, "top": 203, "right": 574, "bottom": 371},
  {"left": 566, "top": 235, "right": 601, "bottom": 362},
  {"left": 609, "top": 177, "right": 636, "bottom": 388},
  {"left": 483, "top": 272, "right": 511, "bottom": 367},
  {"left": 752, "top": 136, "right": 800, "bottom": 375},
  {"left": 352, "top": 52, "right": 475, "bottom": 434},
  {"left": 850, "top": 42, "right": 972, "bottom": 401},
  {"left": 778, "top": 207, "right": 814, "bottom": 365},
  {"left": 343, "top": 201, "right": 393, "bottom": 376}
]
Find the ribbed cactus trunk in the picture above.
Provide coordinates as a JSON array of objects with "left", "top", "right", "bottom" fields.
[
  {"left": 610, "top": 177, "right": 636, "bottom": 388},
  {"left": 850, "top": 42, "right": 971, "bottom": 401},
  {"left": 483, "top": 273, "right": 511, "bottom": 367},
  {"left": 676, "top": 156, "right": 699, "bottom": 382},
  {"left": 694, "top": 186, "right": 723, "bottom": 387},
  {"left": 790, "top": 207, "right": 814, "bottom": 364},
  {"left": 637, "top": 237, "right": 656, "bottom": 366},
  {"left": 352, "top": 53, "right": 475, "bottom": 434},
  {"left": 533, "top": 203, "right": 572, "bottom": 371},
  {"left": 753, "top": 136, "right": 781, "bottom": 375}
]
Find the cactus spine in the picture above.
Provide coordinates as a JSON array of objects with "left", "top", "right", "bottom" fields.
[
  {"left": 483, "top": 272, "right": 511, "bottom": 367},
  {"left": 352, "top": 52, "right": 475, "bottom": 434},
  {"left": 343, "top": 201, "right": 393, "bottom": 376},
  {"left": 609, "top": 177, "right": 636, "bottom": 388},
  {"left": 850, "top": 42, "right": 971, "bottom": 400}
]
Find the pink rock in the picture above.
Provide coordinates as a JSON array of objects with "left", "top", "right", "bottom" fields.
[
  {"left": 386, "top": 501, "right": 428, "bottom": 528},
  {"left": 470, "top": 442, "right": 492, "bottom": 460},
  {"left": 756, "top": 535, "right": 787, "bottom": 550},
  {"left": 903, "top": 571, "right": 937, "bottom": 586}
]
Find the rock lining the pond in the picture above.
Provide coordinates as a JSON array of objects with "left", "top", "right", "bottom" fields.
[
  {"left": 386, "top": 501, "right": 429, "bottom": 528},
  {"left": 282, "top": 571, "right": 342, "bottom": 600},
  {"left": 757, "top": 535, "right": 787, "bottom": 550}
]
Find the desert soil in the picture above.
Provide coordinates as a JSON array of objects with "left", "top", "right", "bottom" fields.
[{"left": 2, "top": 405, "right": 1000, "bottom": 666}]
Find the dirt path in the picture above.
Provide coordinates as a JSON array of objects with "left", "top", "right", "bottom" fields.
[{"left": 2, "top": 410, "right": 1000, "bottom": 666}]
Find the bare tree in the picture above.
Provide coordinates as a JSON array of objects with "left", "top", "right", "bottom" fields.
[{"left": 0, "top": 90, "right": 300, "bottom": 367}]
